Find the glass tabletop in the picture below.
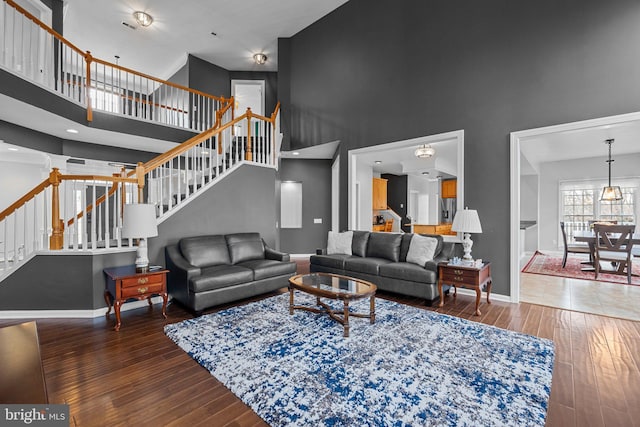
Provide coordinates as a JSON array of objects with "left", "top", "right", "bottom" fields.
[{"left": 290, "top": 273, "right": 376, "bottom": 296}]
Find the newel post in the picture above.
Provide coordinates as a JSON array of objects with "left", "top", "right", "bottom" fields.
[
  {"left": 245, "top": 108, "right": 253, "bottom": 161},
  {"left": 136, "top": 163, "right": 145, "bottom": 202},
  {"left": 85, "top": 50, "right": 93, "bottom": 122},
  {"left": 49, "top": 168, "right": 64, "bottom": 250}
]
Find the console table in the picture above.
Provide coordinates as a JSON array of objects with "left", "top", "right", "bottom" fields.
[
  {"left": 437, "top": 262, "right": 492, "bottom": 316},
  {"left": 103, "top": 266, "right": 169, "bottom": 331}
]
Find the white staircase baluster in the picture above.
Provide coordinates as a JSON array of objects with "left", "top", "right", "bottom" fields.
[{"left": 104, "top": 181, "right": 110, "bottom": 249}]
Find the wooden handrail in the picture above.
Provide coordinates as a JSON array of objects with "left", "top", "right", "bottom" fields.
[
  {"left": 90, "top": 57, "right": 229, "bottom": 103},
  {"left": 141, "top": 105, "right": 280, "bottom": 175},
  {"left": 4, "top": 0, "right": 85, "bottom": 56},
  {"left": 0, "top": 177, "right": 51, "bottom": 222},
  {"left": 4, "top": 0, "right": 234, "bottom": 109}
]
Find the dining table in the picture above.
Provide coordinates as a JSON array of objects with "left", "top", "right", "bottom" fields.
[{"left": 573, "top": 229, "right": 640, "bottom": 270}]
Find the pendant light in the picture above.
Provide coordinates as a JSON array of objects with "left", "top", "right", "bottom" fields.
[
  {"left": 600, "top": 138, "right": 623, "bottom": 201},
  {"left": 414, "top": 144, "right": 435, "bottom": 158}
]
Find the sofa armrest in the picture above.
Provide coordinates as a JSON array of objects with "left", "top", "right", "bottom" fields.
[
  {"left": 165, "top": 245, "right": 201, "bottom": 300},
  {"left": 264, "top": 245, "right": 291, "bottom": 262}
]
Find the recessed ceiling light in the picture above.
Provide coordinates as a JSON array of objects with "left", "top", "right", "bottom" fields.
[
  {"left": 8, "top": 147, "right": 18, "bottom": 151},
  {"left": 421, "top": 171, "right": 429, "bottom": 175},
  {"left": 292, "top": 152, "right": 300, "bottom": 156},
  {"left": 374, "top": 161, "right": 382, "bottom": 165},
  {"left": 66, "top": 129, "right": 79, "bottom": 134}
]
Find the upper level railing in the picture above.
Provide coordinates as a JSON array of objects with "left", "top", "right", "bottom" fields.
[
  {"left": 0, "top": 103, "right": 281, "bottom": 278},
  {"left": 0, "top": 0, "right": 233, "bottom": 132}
]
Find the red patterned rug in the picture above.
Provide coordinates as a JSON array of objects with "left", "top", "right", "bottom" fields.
[{"left": 522, "top": 251, "right": 640, "bottom": 286}]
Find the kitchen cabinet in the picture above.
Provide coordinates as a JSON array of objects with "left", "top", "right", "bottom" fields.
[
  {"left": 413, "top": 223, "right": 456, "bottom": 235},
  {"left": 372, "top": 178, "right": 388, "bottom": 210},
  {"left": 441, "top": 179, "right": 457, "bottom": 199}
]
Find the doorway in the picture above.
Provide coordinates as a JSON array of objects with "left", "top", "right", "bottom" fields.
[
  {"left": 231, "top": 80, "right": 265, "bottom": 116},
  {"left": 510, "top": 110, "right": 640, "bottom": 310}
]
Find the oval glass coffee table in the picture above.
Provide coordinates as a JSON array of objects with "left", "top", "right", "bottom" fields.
[{"left": 288, "top": 272, "right": 377, "bottom": 337}]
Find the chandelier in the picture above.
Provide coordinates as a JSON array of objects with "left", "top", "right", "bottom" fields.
[
  {"left": 414, "top": 144, "right": 435, "bottom": 159},
  {"left": 600, "top": 138, "right": 622, "bottom": 201}
]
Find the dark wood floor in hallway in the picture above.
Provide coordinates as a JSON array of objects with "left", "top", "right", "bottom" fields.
[{"left": 1, "top": 259, "right": 639, "bottom": 426}]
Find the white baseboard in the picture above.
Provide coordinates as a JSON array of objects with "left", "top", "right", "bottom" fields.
[
  {"left": 452, "top": 288, "right": 511, "bottom": 303},
  {"left": 0, "top": 296, "right": 165, "bottom": 319}
]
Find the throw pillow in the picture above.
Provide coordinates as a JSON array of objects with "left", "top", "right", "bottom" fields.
[
  {"left": 406, "top": 234, "right": 438, "bottom": 266},
  {"left": 327, "top": 231, "right": 353, "bottom": 255}
]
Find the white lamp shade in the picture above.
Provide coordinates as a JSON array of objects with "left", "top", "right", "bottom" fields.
[
  {"left": 451, "top": 208, "right": 482, "bottom": 233},
  {"left": 121, "top": 204, "right": 158, "bottom": 239}
]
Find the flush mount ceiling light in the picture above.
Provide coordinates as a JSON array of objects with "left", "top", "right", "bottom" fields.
[
  {"left": 414, "top": 144, "right": 435, "bottom": 159},
  {"left": 253, "top": 53, "right": 267, "bottom": 65},
  {"left": 133, "top": 11, "right": 153, "bottom": 27},
  {"left": 600, "top": 138, "right": 623, "bottom": 201}
]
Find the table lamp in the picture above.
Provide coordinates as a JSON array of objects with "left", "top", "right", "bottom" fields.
[
  {"left": 451, "top": 207, "right": 482, "bottom": 261},
  {"left": 121, "top": 203, "right": 158, "bottom": 272}
]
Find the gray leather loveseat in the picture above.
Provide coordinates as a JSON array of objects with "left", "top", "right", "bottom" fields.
[
  {"left": 165, "top": 232, "right": 296, "bottom": 314},
  {"left": 310, "top": 231, "right": 460, "bottom": 304}
]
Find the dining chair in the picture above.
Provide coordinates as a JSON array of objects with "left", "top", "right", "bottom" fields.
[
  {"left": 560, "top": 221, "right": 591, "bottom": 268},
  {"left": 593, "top": 224, "right": 636, "bottom": 284},
  {"left": 384, "top": 219, "right": 394, "bottom": 232}
]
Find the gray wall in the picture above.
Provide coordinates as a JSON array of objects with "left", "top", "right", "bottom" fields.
[
  {"left": 279, "top": 159, "right": 332, "bottom": 254},
  {"left": 278, "top": 0, "right": 640, "bottom": 296},
  {"left": 0, "top": 251, "right": 136, "bottom": 310},
  {"left": 148, "top": 164, "right": 278, "bottom": 264}
]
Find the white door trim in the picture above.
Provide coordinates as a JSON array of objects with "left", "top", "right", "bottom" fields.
[
  {"left": 348, "top": 130, "right": 464, "bottom": 231},
  {"left": 231, "top": 79, "right": 265, "bottom": 116},
  {"left": 509, "top": 110, "right": 640, "bottom": 303}
]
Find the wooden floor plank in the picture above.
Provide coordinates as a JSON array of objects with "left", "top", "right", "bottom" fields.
[{"left": 1, "top": 259, "right": 639, "bottom": 426}]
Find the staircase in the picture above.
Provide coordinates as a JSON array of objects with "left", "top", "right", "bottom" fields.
[{"left": 0, "top": 0, "right": 283, "bottom": 281}]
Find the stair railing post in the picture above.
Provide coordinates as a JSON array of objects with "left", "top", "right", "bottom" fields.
[
  {"left": 85, "top": 50, "right": 93, "bottom": 122},
  {"left": 136, "top": 163, "right": 145, "bottom": 203},
  {"left": 49, "top": 168, "right": 64, "bottom": 250},
  {"left": 245, "top": 108, "right": 252, "bottom": 161}
]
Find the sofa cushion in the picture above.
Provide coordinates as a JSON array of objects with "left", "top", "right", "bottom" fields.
[
  {"left": 189, "top": 265, "right": 254, "bottom": 292},
  {"left": 344, "top": 257, "right": 392, "bottom": 275},
  {"left": 225, "top": 233, "right": 265, "bottom": 264},
  {"left": 179, "top": 235, "right": 230, "bottom": 268},
  {"left": 416, "top": 233, "right": 444, "bottom": 258},
  {"left": 237, "top": 259, "right": 297, "bottom": 280},
  {"left": 399, "top": 234, "right": 413, "bottom": 262},
  {"left": 327, "top": 231, "right": 353, "bottom": 255},
  {"left": 310, "top": 254, "right": 353, "bottom": 270},
  {"left": 378, "top": 262, "right": 437, "bottom": 284},
  {"left": 352, "top": 231, "right": 370, "bottom": 257},
  {"left": 366, "top": 232, "right": 402, "bottom": 262},
  {"left": 406, "top": 234, "right": 439, "bottom": 266}
]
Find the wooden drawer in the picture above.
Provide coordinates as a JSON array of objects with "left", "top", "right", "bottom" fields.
[
  {"left": 121, "top": 281, "right": 165, "bottom": 298},
  {"left": 441, "top": 268, "right": 478, "bottom": 284},
  {"left": 121, "top": 273, "right": 164, "bottom": 289}
]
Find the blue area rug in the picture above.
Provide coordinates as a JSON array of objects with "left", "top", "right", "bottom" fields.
[{"left": 164, "top": 294, "right": 554, "bottom": 426}]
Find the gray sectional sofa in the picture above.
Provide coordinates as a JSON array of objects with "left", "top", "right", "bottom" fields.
[
  {"left": 310, "top": 231, "right": 460, "bottom": 304},
  {"left": 165, "top": 232, "right": 296, "bottom": 314}
]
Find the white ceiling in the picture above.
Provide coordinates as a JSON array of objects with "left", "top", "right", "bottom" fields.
[
  {"left": 355, "top": 139, "right": 458, "bottom": 180},
  {"left": 520, "top": 119, "right": 640, "bottom": 175},
  {"left": 61, "top": 0, "right": 349, "bottom": 78}
]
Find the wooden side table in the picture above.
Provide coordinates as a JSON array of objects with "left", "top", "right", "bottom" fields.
[
  {"left": 103, "top": 265, "right": 169, "bottom": 331},
  {"left": 438, "top": 261, "right": 492, "bottom": 316}
]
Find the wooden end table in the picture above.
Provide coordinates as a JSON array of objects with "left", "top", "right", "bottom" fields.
[
  {"left": 438, "top": 261, "right": 492, "bottom": 316},
  {"left": 103, "top": 266, "right": 169, "bottom": 331}
]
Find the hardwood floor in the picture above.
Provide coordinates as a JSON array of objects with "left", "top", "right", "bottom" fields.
[{"left": 1, "top": 258, "right": 639, "bottom": 426}]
